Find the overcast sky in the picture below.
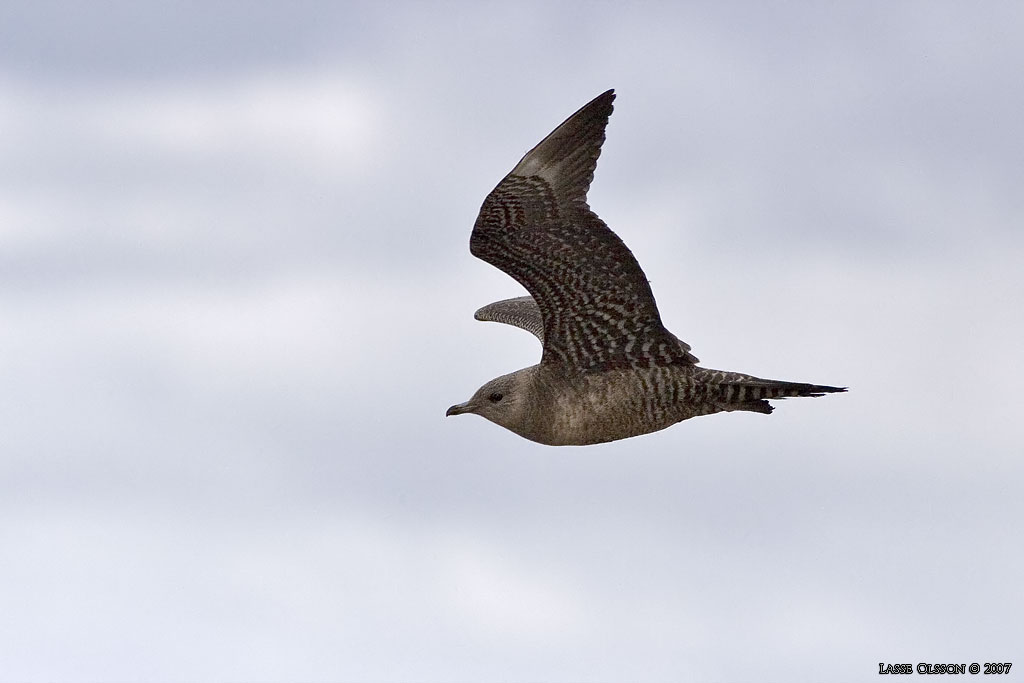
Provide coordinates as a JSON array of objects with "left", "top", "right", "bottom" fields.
[{"left": 1, "top": 2, "right": 1021, "bottom": 681}]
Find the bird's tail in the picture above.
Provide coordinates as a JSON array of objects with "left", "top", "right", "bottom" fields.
[{"left": 699, "top": 369, "right": 846, "bottom": 415}]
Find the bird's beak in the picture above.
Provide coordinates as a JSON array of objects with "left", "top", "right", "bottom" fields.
[{"left": 446, "top": 402, "right": 471, "bottom": 417}]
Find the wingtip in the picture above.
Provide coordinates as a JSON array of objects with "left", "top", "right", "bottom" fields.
[
  {"left": 507, "top": 88, "right": 618, "bottom": 201},
  {"left": 592, "top": 88, "right": 616, "bottom": 113}
]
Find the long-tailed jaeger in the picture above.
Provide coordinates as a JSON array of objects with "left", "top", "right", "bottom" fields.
[{"left": 447, "top": 89, "right": 845, "bottom": 445}]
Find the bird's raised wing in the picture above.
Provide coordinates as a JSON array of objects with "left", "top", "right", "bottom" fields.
[
  {"left": 475, "top": 296, "right": 545, "bottom": 344},
  {"left": 475, "top": 294, "right": 699, "bottom": 363},
  {"left": 469, "top": 90, "right": 697, "bottom": 369}
]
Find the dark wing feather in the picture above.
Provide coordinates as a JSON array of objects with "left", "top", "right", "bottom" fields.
[
  {"left": 469, "top": 90, "right": 697, "bottom": 369},
  {"left": 475, "top": 294, "right": 698, "bottom": 363}
]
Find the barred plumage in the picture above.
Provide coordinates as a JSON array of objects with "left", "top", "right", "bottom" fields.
[{"left": 447, "top": 90, "right": 845, "bottom": 445}]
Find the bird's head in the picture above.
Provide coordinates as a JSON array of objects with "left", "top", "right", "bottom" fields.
[{"left": 446, "top": 368, "right": 535, "bottom": 435}]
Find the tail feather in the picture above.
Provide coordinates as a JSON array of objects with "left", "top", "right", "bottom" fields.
[
  {"left": 712, "top": 373, "right": 846, "bottom": 414},
  {"left": 736, "top": 380, "right": 847, "bottom": 400},
  {"left": 731, "top": 399, "right": 775, "bottom": 415}
]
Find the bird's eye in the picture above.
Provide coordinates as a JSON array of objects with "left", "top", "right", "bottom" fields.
[{"left": 488, "top": 392, "right": 504, "bottom": 402}]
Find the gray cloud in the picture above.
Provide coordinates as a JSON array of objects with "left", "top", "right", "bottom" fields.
[{"left": 1, "top": 1, "right": 1021, "bottom": 681}]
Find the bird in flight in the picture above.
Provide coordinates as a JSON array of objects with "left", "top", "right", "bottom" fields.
[{"left": 447, "top": 90, "right": 844, "bottom": 445}]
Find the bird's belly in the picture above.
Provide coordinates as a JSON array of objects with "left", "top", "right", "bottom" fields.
[{"left": 543, "top": 367, "right": 700, "bottom": 445}]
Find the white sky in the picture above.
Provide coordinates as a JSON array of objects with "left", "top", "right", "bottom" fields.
[{"left": 1, "top": 2, "right": 1021, "bottom": 681}]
